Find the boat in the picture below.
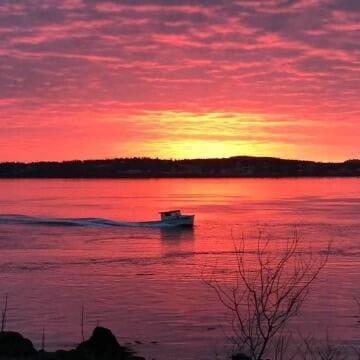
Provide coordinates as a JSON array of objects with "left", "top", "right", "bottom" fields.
[
  {"left": 0, "top": 211, "right": 195, "bottom": 228},
  {"left": 159, "top": 210, "right": 195, "bottom": 227}
]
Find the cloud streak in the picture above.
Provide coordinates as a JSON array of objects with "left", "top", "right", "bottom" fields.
[{"left": 0, "top": 0, "right": 359, "bottom": 161}]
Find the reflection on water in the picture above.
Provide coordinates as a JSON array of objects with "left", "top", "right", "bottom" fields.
[
  {"left": 0, "top": 178, "right": 359, "bottom": 359},
  {"left": 160, "top": 227, "right": 195, "bottom": 243}
]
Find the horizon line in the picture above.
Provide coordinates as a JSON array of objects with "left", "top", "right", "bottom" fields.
[{"left": 1, "top": 155, "right": 359, "bottom": 165}]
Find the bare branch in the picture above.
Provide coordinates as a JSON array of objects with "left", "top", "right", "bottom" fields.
[
  {"left": 1, "top": 294, "right": 8, "bottom": 332},
  {"left": 205, "top": 228, "right": 330, "bottom": 360}
]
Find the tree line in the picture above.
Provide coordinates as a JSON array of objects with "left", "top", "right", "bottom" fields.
[{"left": 0, "top": 156, "right": 359, "bottom": 178}]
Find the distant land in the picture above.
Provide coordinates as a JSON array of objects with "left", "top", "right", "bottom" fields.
[{"left": 0, "top": 157, "right": 359, "bottom": 178}]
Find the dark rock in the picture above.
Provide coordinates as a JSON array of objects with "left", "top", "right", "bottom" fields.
[
  {"left": 232, "top": 353, "right": 252, "bottom": 360},
  {"left": 0, "top": 328, "right": 145, "bottom": 360},
  {"left": 0, "top": 331, "right": 37, "bottom": 357},
  {"left": 54, "top": 349, "right": 83, "bottom": 360},
  {"left": 76, "top": 327, "right": 135, "bottom": 360}
]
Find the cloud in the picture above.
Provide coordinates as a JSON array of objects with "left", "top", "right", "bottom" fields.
[{"left": 0, "top": 0, "right": 359, "bottom": 161}]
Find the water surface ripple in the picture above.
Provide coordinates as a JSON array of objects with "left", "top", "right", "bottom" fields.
[{"left": 0, "top": 178, "right": 359, "bottom": 359}]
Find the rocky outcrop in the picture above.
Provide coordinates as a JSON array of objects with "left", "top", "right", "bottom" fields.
[
  {"left": 76, "top": 327, "right": 137, "bottom": 360},
  {"left": 0, "top": 331, "right": 37, "bottom": 357},
  {"left": 0, "top": 327, "right": 145, "bottom": 360}
]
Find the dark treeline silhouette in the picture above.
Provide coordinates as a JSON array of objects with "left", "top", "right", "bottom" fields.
[{"left": 0, "top": 156, "right": 359, "bottom": 178}]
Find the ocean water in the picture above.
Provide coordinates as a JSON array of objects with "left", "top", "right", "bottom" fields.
[{"left": 0, "top": 178, "right": 359, "bottom": 359}]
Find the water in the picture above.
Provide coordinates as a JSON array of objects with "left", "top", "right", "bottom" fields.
[{"left": 0, "top": 178, "right": 359, "bottom": 359}]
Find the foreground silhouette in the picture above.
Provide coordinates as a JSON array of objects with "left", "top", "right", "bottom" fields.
[
  {"left": 0, "top": 327, "right": 145, "bottom": 360},
  {"left": 205, "top": 230, "right": 330, "bottom": 360}
]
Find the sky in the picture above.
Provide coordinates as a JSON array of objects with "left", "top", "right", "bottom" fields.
[{"left": 0, "top": 0, "right": 359, "bottom": 162}]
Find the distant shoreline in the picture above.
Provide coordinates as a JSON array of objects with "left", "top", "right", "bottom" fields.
[
  {"left": 0, "top": 156, "right": 359, "bottom": 178},
  {"left": 0, "top": 175, "right": 359, "bottom": 179}
]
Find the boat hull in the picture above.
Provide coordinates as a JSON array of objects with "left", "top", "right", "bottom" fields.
[{"left": 162, "top": 215, "right": 194, "bottom": 227}]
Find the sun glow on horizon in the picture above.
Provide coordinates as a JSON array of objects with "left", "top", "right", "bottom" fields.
[
  {"left": 111, "top": 111, "right": 301, "bottom": 160},
  {"left": 1, "top": 107, "right": 356, "bottom": 162},
  {"left": 1, "top": 0, "right": 359, "bottom": 162}
]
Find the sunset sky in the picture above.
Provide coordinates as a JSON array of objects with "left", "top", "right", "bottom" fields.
[{"left": 0, "top": 0, "right": 359, "bottom": 162}]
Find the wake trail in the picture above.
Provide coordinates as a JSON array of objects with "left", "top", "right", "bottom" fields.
[{"left": 0, "top": 214, "right": 175, "bottom": 228}]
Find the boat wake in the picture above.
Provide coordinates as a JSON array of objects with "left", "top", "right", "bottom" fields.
[{"left": 0, "top": 214, "right": 177, "bottom": 228}]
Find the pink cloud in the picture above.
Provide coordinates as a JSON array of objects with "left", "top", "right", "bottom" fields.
[{"left": 0, "top": 0, "right": 358, "bottom": 161}]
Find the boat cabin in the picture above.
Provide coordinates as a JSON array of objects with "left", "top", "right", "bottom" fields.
[{"left": 160, "top": 210, "right": 182, "bottom": 221}]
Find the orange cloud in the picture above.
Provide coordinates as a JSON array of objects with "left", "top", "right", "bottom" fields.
[{"left": 0, "top": 0, "right": 359, "bottom": 162}]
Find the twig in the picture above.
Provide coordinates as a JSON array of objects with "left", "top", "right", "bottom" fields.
[
  {"left": 81, "top": 304, "right": 85, "bottom": 341},
  {"left": 41, "top": 327, "right": 45, "bottom": 351},
  {"left": 1, "top": 294, "right": 8, "bottom": 332}
]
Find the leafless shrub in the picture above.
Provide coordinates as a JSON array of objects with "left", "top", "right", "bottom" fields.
[
  {"left": 205, "top": 229, "right": 329, "bottom": 360},
  {"left": 81, "top": 304, "right": 85, "bottom": 341},
  {"left": 1, "top": 294, "right": 8, "bottom": 332},
  {"left": 352, "top": 297, "right": 360, "bottom": 359},
  {"left": 355, "top": 297, "right": 360, "bottom": 317},
  {"left": 353, "top": 346, "right": 360, "bottom": 360},
  {"left": 41, "top": 326, "right": 45, "bottom": 351},
  {"left": 299, "top": 331, "right": 348, "bottom": 360}
]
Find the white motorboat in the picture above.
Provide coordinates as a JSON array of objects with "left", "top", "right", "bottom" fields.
[
  {"left": 159, "top": 210, "right": 195, "bottom": 227},
  {"left": 0, "top": 210, "right": 195, "bottom": 228}
]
